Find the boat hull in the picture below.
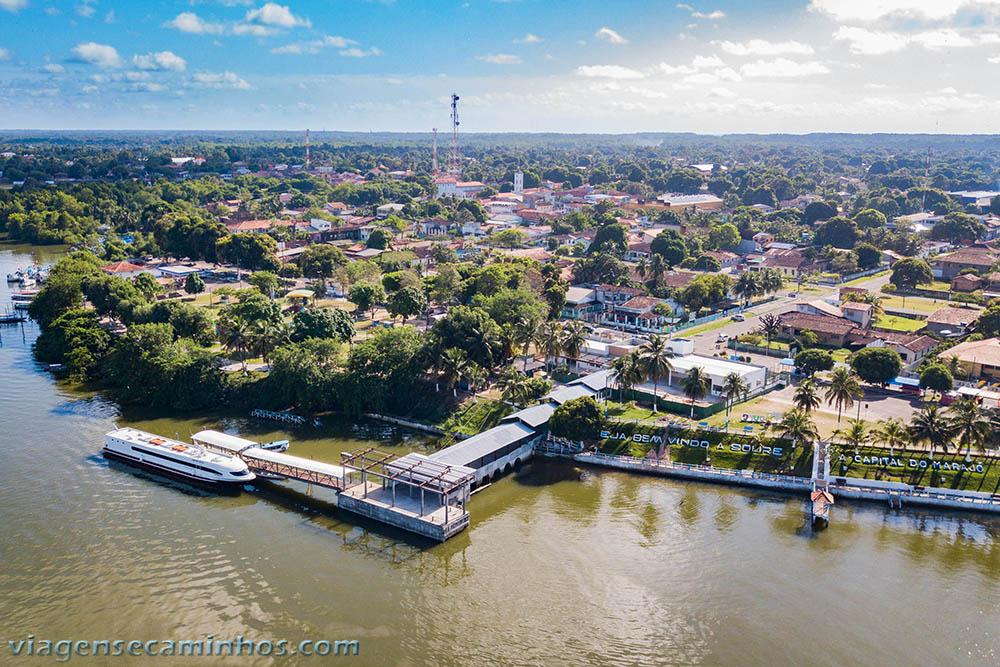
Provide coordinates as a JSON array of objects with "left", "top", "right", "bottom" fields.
[{"left": 102, "top": 447, "right": 254, "bottom": 489}]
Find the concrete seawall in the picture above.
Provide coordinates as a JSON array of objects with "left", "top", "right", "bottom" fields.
[{"left": 552, "top": 450, "right": 1000, "bottom": 516}]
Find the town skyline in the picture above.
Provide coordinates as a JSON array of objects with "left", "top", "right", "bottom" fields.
[{"left": 2, "top": 0, "right": 1000, "bottom": 133}]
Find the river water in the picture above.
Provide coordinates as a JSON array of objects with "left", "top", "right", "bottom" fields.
[{"left": 1, "top": 244, "right": 999, "bottom": 666}]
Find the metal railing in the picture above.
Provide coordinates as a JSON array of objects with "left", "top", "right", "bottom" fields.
[{"left": 573, "top": 450, "right": 812, "bottom": 485}]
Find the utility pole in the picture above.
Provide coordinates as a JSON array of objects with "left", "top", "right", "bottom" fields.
[{"left": 449, "top": 94, "right": 460, "bottom": 177}]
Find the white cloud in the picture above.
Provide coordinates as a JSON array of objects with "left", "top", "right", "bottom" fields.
[
  {"left": 708, "top": 86, "right": 737, "bottom": 98},
  {"left": 514, "top": 33, "right": 541, "bottom": 44},
  {"left": 989, "top": 55, "right": 1000, "bottom": 63},
  {"left": 691, "top": 54, "right": 725, "bottom": 68},
  {"left": 832, "top": 26, "right": 908, "bottom": 54},
  {"left": 340, "top": 47, "right": 381, "bottom": 57},
  {"left": 595, "top": 27, "right": 627, "bottom": 44},
  {"left": 676, "top": 3, "right": 726, "bottom": 19},
  {"left": 104, "top": 9, "right": 115, "bottom": 23},
  {"left": 82, "top": 84, "right": 99, "bottom": 94},
  {"left": 244, "top": 2, "right": 310, "bottom": 28},
  {"left": 164, "top": 12, "right": 224, "bottom": 35},
  {"left": 0, "top": 0, "right": 28, "bottom": 12},
  {"left": 740, "top": 58, "right": 830, "bottom": 77},
  {"left": 575, "top": 64, "right": 644, "bottom": 79},
  {"left": 133, "top": 51, "right": 186, "bottom": 71},
  {"left": 912, "top": 29, "right": 974, "bottom": 50},
  {"left": 75, "top": 2, "right": 95, "bottom": 18},
  {"left": 192, "top": 71, "right": 251, "bottom": 89},
  {"left": 41, "top": 63, "right": 65, "bottom": 73},
  {"left": 715, "top": 39, "right": 814, "bottom": 56},
  {"left": 129, "top": 82, "right": 167, "bottom": 93},
  {"left": 980, "top": 33, "right": 1000, "bottom": 44},
  {"left": 0, "top": 47, "right": 11, "bottom": 61},
  {"left": 231, "top": 23, "right": 279, "bottom": 36},
  {"left": 70, "top": 42, "right": 123, "bottom": 68},
  {"left": 807, "top": 0, "right": 1000, "bottom": 22},
  {"left": 477, "top": 53, "right": 522, "bottom": 64}
]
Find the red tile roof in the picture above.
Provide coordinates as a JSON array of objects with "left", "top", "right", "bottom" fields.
[{"left": 101, "top": 261, "right": 144, "bottom": 274}]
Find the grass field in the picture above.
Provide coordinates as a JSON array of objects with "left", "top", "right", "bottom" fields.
[
  {"left": 831, "top": 444, "right": 1000, "bottom": 494},
  {"left": 830, "top": 348, "right": 851, "bottom": 364},
  {"left": 842, "top": 270, "right": 889, "bottom": 287},
  {"left": 434, "top": 398, "right": 513, "bottom": 436},
  {"left": 879, "top": 295, "right": 954, "bottom": 313},
  {"left": 874, "top": 314, "right": 926, "bottom": 332}
]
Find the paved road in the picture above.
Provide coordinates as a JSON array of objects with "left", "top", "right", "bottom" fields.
[{"left": 684, "top": 272, "right": 892, "bottom": 356}]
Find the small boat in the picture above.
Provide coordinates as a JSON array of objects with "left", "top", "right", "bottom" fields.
[
  {"left": 43, "top": 363, "right": 65, "bottom": 372},
  {"left": 6, "top": 273, "right": 21, "bottom": 283},
  {"left": 11, "top": 290, "right": 39, "bottom": 310},
  {"left": 104, "top": 427, "right": 256, "bottom": 487},
  {"left": 0, "top": 310, "right": 26, "bottom": 324},
  {"left": 18, "top": 277, "right": 36, "bottom": 288}
]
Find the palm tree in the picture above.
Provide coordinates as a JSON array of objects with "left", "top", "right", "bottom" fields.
[
  {"left": 909, "top": 404, "right": 958, "bottom": 459},
  {"left": 944, "top": 354, "right": 962, "bottom": 378},
  {"left": 495, "top": 366, "right": 529, "bottom": 405},
  {"left": 639, "top": 334, "right": 674, "bottom": 414},
  {"left": 825, "top": 367, "right": 861, "bottom": 426},
  {"left": 757, "top": 313, "right": 780, "bottom": 356},
  {"left": 876, "top": 418, "right": 907, "bottom": 458},
  {"left": 561, "top": 320, "right": 588, "bottom": 363},
  {"left": 468, "top": 321, "right": 500, "bottom": 371},
  {"left": 636, "top": 256, "right": 650, "bottom": 280},
  {"left": 948, "top": 398, "right": 989, "bottom": 457},
  {"left": 776, "top": 409, "right": 819, "bottom": 448},
  {"left": 497, "top": 324, "right": 519, "bottom": 365},
  {"left": 735, "top": 271, "right": 761, "bottom": 307},
  {"left": 514, "top": 316, "right": 538, "bottom": 371},
  {"left": 610, "top": 353, "right": 639, "bottom": 408},
  {"left": 793, "top": 379, "right": 821, "bottom": 413},
  {"left": 218, "top": 314, "right": 251, "bottom": 375},
  {"left": 250, "top": 320, "right": 289, "bottom": 366},
  {"left": 648, "top": 253, "right": 667, "bottom": 286},
  {"left": 721, "top": 371, "right": 748, "bottom": 430},
  {"left": 835, "top": 418, "right": 870, "bottom": 457},
  {"left": 438, "top": 347, "right": 469, "bottom": 397},
  {"left": 681, "top": 366, "right": 711, "bottom": 418},
  {"left": 539, "top": 321, "right": 563, "bottom": 372},
  {"left": 761, "top": 268, "right": 784, "bottom": 296}
]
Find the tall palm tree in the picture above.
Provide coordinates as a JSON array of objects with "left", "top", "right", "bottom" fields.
[
  {"left": 948, "top": 398, "right": 989, "bottom": 457},
  {"left": 944, "top": 354, "right": 962, "bottom": 378},
  {"left": 639, "top": 334, "right": 674, "bottom": 414},
  {"left": 835, "top": 418, "right": 870, "bottom": 457},
  {"left": 876, "top": 418, "right": 907, "bottom": 458},
  {"left": 495, "top": 366, "right": 530, "bottom": 405},
  {"left": 648, "top": 253, "right": 667, "bottom": 286},
  {"left": 761, "top": 268, "right": 784, "bottom": 296},
  {"left": 250, "top": 320, "right": 289, "bottom": 366},
  {"left": 776, "top": 408, "right": 819, "bottom": 448},
  {"left": 514, "top": 316, "right": 539, "bottom": 371},
  {"left": 681, "top": 366, "right": 711, "bottom": 418},
  {"left": 721, "top": 371, "right": 748, "bottom": 430},
  {"left": 561, "top": 320, "right": 588, "bottom": 363},
  {"left": 636, "top": 256, "right": 650, "bottom": 280},
  {"left": 539, "top": 321, "right": 563, "bottom": 372},
  {"left": 468, "top": 321, "right": 499, "bottom": 371},
  {"left": 735, "top": 272, "right": 761, "bottom": 307},
  {"left": 218, "top": 314, "right": 251, "bottom": 375},
  {"left": 757, "top": 313, "right": 780, "bottom": 356},
  {"left": 793, "top": 379, "right": 821, "bottom": 413},
  {"left": 497, "top": 324, "right": 519, "bottom": 365},
  {"left": 825, "top": 367, "right": 861, "bottom": 426},
  {"left": 909, "top": 404, "right": 958, "bottom": 459},
  {"left": 438, "top": 347, "right": 469, "bottom": 397},
  {"left": 610, "top": 353, "right": 639, "bottom": 408}
]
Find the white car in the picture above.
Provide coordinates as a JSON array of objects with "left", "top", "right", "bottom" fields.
[{"left": 731, "top": 314, "right": 745, "bottom": 322}]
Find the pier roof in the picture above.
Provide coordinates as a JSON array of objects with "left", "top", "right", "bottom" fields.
[
  {"left": 243, "top": 448, "right": 346, "bottom": 479},
  {"left": 429, "top": 422, "right": 536, "bottom": 468},
  {"left": 504, "top": 403, "right": 555, "bottom": 429}
]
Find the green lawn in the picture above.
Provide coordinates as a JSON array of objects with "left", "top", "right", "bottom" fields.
[
  {"left": 842, "top": 270, "right": 889, "bottom": 287},
  {"left": 880, "top": 295, "right": 955, "bottom": 313},
  {"left": 830, "top": 348, "right": 851, "bottom": 364},
  {"left": 434, "top": 398, "right": 513, "bottom": 436},
  {"left": 831, "top": 444, "right": 1000, "bottom": 494},
  {"left": 874, "top": 314, "right": 926, "bottom": 333}
]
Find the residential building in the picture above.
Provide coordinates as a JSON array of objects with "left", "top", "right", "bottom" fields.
[
  {"left": 100, "top": 261, "right": 147, "bottom": 279},
  {"left": 924, "top": 307, "right": 977, "bottom": 336},
  {"left": 951, "top": 273, "right": 983, "bottom": 292},
  {"left": 929, "top": 243, "right": 999, "bottom": 279},
  {"left": 940, "top": 337, "right": 1000, "bottom": 380}
]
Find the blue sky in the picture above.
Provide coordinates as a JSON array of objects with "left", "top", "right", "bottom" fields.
[{"left": 1, "top": 0, "right": 1000, "bottom": 132}]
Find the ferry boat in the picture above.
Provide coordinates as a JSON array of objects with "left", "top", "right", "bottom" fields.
[{"left": 104, "top": 427, "right": 256, "bottom": 487}]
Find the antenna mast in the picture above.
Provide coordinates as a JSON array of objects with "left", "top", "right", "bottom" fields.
[
  {"left": 448, "top": 93, "right": 460, "bottom": 177},
  {"left": 305, "top": 128, "right": 311, "bottom": 167},
  {"left": 432, "top": 128, "right": 439, "bottom": 175}
]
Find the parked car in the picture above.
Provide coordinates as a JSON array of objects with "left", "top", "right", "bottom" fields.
[
  {"left": 731, "top": 314, "right": 745, "bottom": 322},
  {"left": 716, "top": 334, "right": 727, "bottom": 343}
]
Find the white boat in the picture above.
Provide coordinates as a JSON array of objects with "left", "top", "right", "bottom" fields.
[
  {"left": 104, "top": 427, "right": 256, "bottom": 486},
  {"left": 11, "top": 290, "right": 39, "bottom": 310},
  {"left": 18, "top": 277, "right": 36, "bottom": 288},
  {"left": 6, "top": 273, "right": 21, "bottom": 283}
]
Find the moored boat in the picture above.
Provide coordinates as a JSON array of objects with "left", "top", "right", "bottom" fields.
[{"left": 104, "top": 427, "right": 256, "bottom": 487}]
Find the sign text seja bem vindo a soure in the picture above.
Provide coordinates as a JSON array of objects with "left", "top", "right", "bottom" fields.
[{"left": 600, "top": 431, "right": 785, "bottom": 457}]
